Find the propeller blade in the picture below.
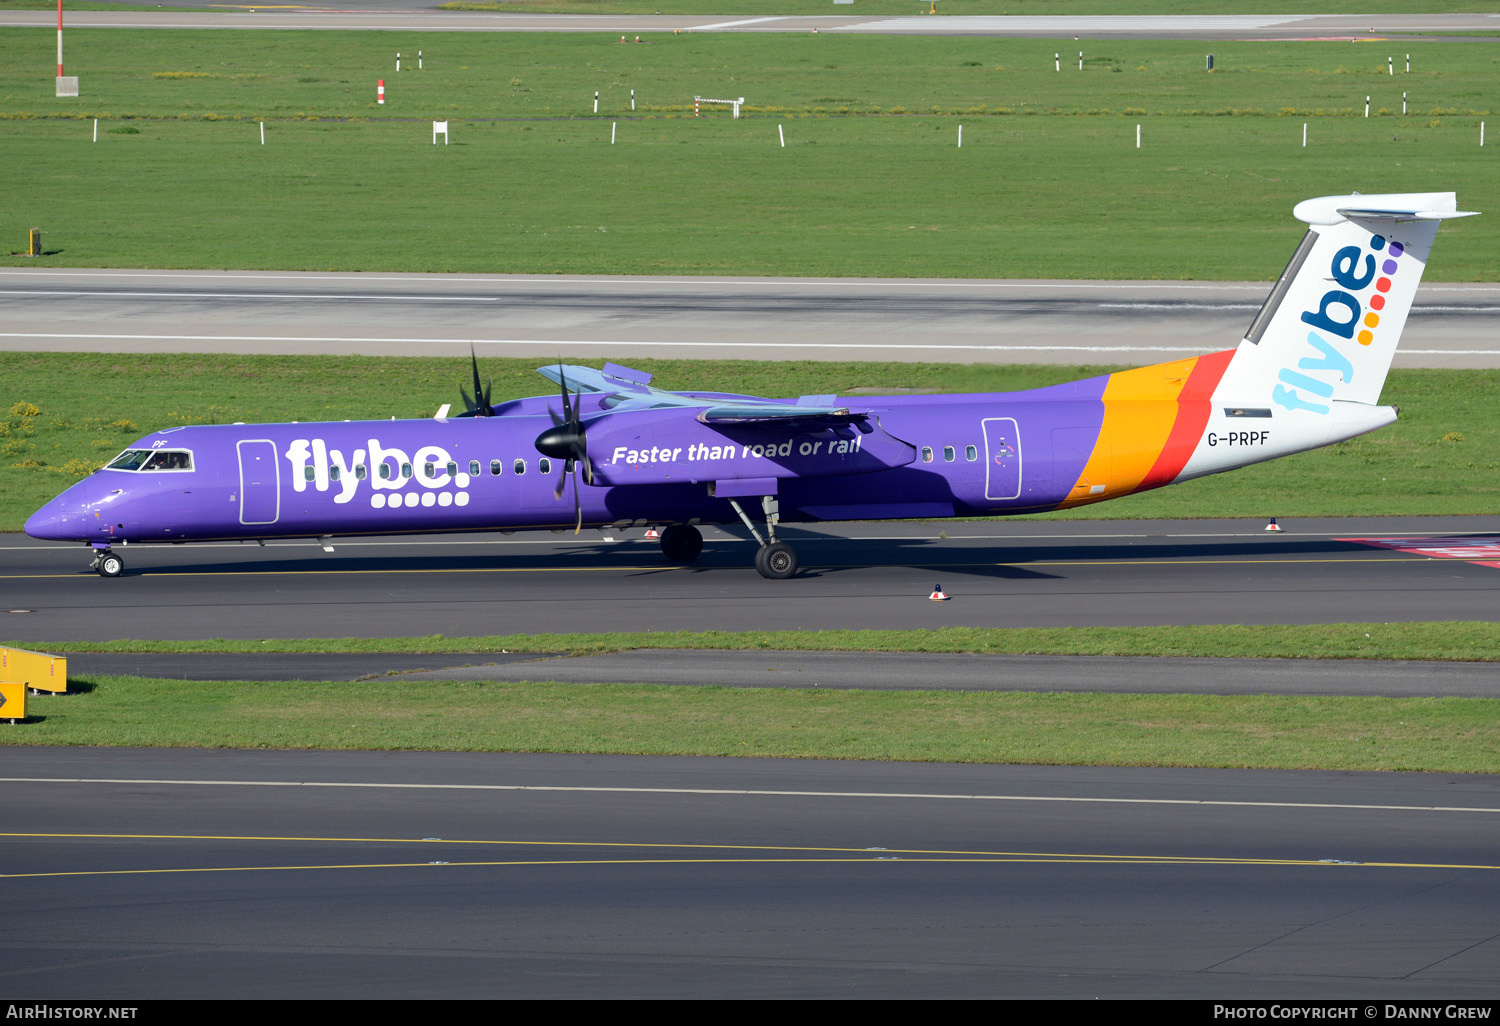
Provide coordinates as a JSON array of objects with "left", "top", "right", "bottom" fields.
[{"left": 572, "top": 461, "right": 583, "bottom": 534}]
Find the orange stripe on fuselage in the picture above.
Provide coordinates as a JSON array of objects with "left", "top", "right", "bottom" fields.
[
  {"left": 1138, "top": 348, "right": 1235, "bottom": 492},
  {"left": 1059, "top": 349, "right": 1235, "bottom": 508}
]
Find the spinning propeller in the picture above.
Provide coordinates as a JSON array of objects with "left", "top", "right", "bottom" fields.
[
  {"left": 456, "top": 347, "right": 495, "bottom": 417},
  {"left": 534, "top": 364, "right": 595, "bottom": 533}
]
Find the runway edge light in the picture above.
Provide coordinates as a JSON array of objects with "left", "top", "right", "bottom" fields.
[{"left": 1265, "top": 518, "right": 1282, "bottom": 532}]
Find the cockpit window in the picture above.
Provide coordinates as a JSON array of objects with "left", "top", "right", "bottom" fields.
[{"left": 106, "top": 448, "right": 193, "bottom": 472}]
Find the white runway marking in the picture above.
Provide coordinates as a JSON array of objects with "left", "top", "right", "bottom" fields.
[
  {"left": 1, "top": 332, "right": 1492, "bottom": 357},
  {"left": 4, "top": 776, "right": 1498, "bottom": 815}
]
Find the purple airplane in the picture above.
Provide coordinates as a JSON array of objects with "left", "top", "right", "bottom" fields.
[{"left": 25, "top": 192, "right": 1473, "bottom": 579}]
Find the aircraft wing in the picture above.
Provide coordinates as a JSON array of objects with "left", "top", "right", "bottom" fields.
[{"left": 537, "top": 363, "right": 868, "bottom": 425}]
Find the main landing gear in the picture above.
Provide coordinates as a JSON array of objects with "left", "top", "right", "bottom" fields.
[
  {"left": 728, "top": 495, "right": 799, "bottom": 580},
  {"left": 89, "top": 548, "right": 123, "bottom": 577},
  {"left": 658, "top": 523, "right": 704, "bottom": 563}
]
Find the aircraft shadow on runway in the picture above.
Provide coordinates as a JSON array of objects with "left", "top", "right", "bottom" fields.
[{"left": 70, "top": 528, "right": 1381, "bottom": 583}]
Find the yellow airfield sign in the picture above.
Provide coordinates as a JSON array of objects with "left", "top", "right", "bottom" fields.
[{"left": 1, "top": 646, "right": 67, "bottom": 694}]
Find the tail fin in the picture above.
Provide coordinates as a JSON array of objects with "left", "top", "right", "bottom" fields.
[{"left": 1216, "top": 191, "right": 1475, "bottom": 410}]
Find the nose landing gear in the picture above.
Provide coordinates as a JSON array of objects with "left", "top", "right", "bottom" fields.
[{"left": 90, "top": 549, "right": 124, "bottom": 577}]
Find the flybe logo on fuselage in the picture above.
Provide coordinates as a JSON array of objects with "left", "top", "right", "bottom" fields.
[
  {"left": 284, "top": 438, "right": 472, "bottom": 509},
  {"left": 1273, "top": 233, "right": 1406, "bottom": 416}
]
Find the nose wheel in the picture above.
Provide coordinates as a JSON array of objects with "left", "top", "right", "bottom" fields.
[{"left": 90, "top": 550, "right": 124, "bottom": 577}]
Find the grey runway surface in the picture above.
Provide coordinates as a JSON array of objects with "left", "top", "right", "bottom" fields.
[
  {"left": 4, "top": 746, "right": 1499, "bottom": 999},
  {"left": 61, "top": 649, "right": 1500, "bottom": 699},
  {"left": 5, "top": 517, "right": 1499, "bottom": 639},
  {"left": 3, "top": 268, "right": 1498, "bottom": 367},
  {"left": 7, "top": 10, "right": 1500, "bottom": 40}
]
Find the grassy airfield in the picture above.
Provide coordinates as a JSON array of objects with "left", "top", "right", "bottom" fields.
[
  {"left": 1, "top": 29, "right": 1497, "bottom": 276},
  {"left": 4, "top": 24, "right": 1497, "bottom": 767}
]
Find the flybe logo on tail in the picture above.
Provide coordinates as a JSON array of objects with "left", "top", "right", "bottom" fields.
[
  {"left": 1274, "top": 233, "right": 1405, "bottom": 416},
  {"left": 284, "top": 438, "right": 473, "bottom": 509}
]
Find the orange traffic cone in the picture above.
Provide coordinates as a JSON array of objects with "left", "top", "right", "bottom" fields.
[{"left": 929, "top": 584, "right": 950, "bottom": 601}]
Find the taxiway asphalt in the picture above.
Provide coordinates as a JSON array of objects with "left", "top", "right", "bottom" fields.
[
  {"left": 4, "top": 269, "right": 1498, "bottom": 367},
  {"left": 4, "top": 746, "right": 1499, "bottom": 999},
  {"left": 5, "top": 517, "right": 1498, "bottom": 641}
]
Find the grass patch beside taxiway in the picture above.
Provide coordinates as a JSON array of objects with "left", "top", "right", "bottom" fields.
[
  {"left": 14, "top": 623, "right": 1500, "bottom": 661},
  {"left": 6, "top": 677, "right": 1497, "bottom": 773},
  {"left": 5, "top": 354, "right": 1497, "bottom": 530}
]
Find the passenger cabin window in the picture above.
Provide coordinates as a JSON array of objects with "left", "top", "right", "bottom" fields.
[
  {"left": 966, "top": 445, "right": 978, "bottom": 462},
  {"left": 513, "top": 459, "right": 526, "bottom": 476},
  {"left": 355, "top": 464, "right": 367, "bottom": 480},
  {"left": 330, "top": 465, "right": 341, "bottom": 481},
  {"left": 943, "top": 446, "right": 955, "bottom": 462},
  {"left": 921, "top": 447, "right": 934, "bottom": 463},
  {"left": 423, "top": 462, "right": 436, "bottom": 479},
  {"left": 468, "top": 460, "right": 480, "bottom": 477},
  {"left": 489, "top": 460, "right": 502, "bottom": 476},
  {"left": 304, "top": 466, "right": 316, "bottom": 482},
  {"left": 401, "top": 462, "right": 413, "bottom": 480},
  {"left": 378, "top": 462, "right": 393, "bottom": 481},
  {"left": 539, "top": 458, "right": 552, "bottom": 475}
]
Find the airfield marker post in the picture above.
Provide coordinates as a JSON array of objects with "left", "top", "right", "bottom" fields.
[
  {"left": 1136, "top": 123, "right": 1140, "bottom": 148},
  {"left": 419, "top": 50, "right": 423, "bottom": 70},
  {"left": 1055, "top": 53, "right": 1059, "bottom": 72},
  {"left": 631, "top": 88, "right": 636, "bottom": 110},
  {"left": 1388, "top": 56, "right": 1393, "bottom": 76},
  {"left": 1302, "top": 122, "right": 1307, "bottom": 147},
  {"left": 396, "top": 52, "right": 401, "bottom": 72},
  {"left": 1482, "top": 122, "right": 1486, "bottom": 147},
  {"left": 260, "top": 121, "right": 264, "bottom": 145},
  {"left": 612, "top": 121, "right": 616, "bottom": 144},
  {"left": 957, "top": 124, "right": 962, "bottom": 147},
  {"left": 377, "top": 79, "right": 385, "bottom": 105},
  {"left": 594, "top": 90, "right": 598, "bottom": 113},
  {"left": 1403, "top": 92, "right": 1407, "bottom": 114},
  {"left": 1078, "top": 51, "right": 1083, "bottom": 70},
  {"left": 1406, "top": 54, "right": 1410, "bottom": 73},
  {"left": 1365, "top": 96, "right": 1370, "bottom": 118},
  {"left": 779, "top": 123, "right": 785, "bottom": 147},
  {"left": 92, "top": 118, "right": 96, "bottom": 142}
]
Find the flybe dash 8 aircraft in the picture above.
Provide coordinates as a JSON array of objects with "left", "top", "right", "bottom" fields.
[{"left": 25, "top": 191, "right": 1474, "bottom": 579}]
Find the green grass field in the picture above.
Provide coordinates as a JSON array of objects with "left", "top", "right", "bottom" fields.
[
  {"left": 7, "top": 677, "right": 1497, "bottom": 773},
  {"left": 2, "top": 30, "right": 1497, "bottom": 276},
  {"left": 5, "top": 354, "right": 1497, "bottom": 530}
]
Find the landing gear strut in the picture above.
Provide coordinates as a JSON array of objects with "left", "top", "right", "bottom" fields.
[
  {"left": 728, "top": 495, "right": 799, "bottom": 580},
  {"left": 90, "top": 549, "right": 123, "bottom": 577}
]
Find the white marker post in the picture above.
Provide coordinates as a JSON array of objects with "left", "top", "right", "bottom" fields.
[
  {"left": 260, "top": 121, "right": 265, "bottom": 145},
  {"left": 1403, "top": 92, "right": 1407, "bottom": 115},
  {"left": 778, "top": 124, "right": 785, "bottom": 147},
  {"left": 1365, "top": 95, "right": 1370, "bottom": 118},
  {"left": 957, "top": 124, "right": 962, "bottom": 148},
  {"left": 1078, "top": 51, "right": 1083, "bottom": 70},
  {"left": 593, "top": 90, "right": 598, "bottom": 113},
  {"left": 1482, "top": 122, "right": 1486, "bottom": 148},
  {"left": 1054, "top": 52, "right": 1059, "bottom": 72},
  {"left": 611, "top": 121, "right": 616, "bottom": 144},
  {"left": 1388, "top": 56, "right": 1393, "bottom": 76},
  {"left": 419, "top": 50, "right": 423, "bottom": 71},
  {"left": 1302, "top": 122, "right": 1307, "bottom": 147},
  {"left": 396, "top": 52, "right": 401, "bottom": 72},
  {"left": 1135, "top": 123, "right": 1140, "bottom": 148},
  {"left": 93, "top": 118, "right": 97, "bottom": 142},
  {"left": 1406, "top": 54, "right": 1410, "bottom": 73},
  {"left": 631, "top": 88, "right": 636, "bottom": 111}
]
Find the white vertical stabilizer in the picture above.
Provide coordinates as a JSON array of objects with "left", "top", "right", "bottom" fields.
[{"left": 1177, "top": 191, "right": 1474, "bottom": 482}]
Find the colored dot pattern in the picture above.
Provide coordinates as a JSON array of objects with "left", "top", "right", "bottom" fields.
[
  {"left": 369, "top": 490, "right": 470, "bottom": 509},
  {"left": 1358, "top": 235, "right": 1403, "bottom": 346}
]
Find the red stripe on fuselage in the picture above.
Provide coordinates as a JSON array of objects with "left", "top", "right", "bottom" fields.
[{"left": 1137, "top": 348, "right": 1235, "bottom": 491}]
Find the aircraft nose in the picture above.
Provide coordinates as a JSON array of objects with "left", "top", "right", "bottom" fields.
[{"left": 24, "top": 480, "right": 94, "bottom": 541}]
